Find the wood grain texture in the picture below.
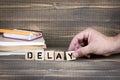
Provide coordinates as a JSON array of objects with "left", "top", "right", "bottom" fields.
[
  {"left": 0, "top": 0, "right": 119, "bottom": 47},
  {"left": 0, "top": 0, "right": 120, "bottom": 79},
  {"left": 0, "top": 53, "right": 120, "bottom": 80}
]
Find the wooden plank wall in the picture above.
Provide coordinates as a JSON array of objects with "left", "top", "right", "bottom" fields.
[{"left": 0, "top": 0, "right": 119, "bottom": 47}]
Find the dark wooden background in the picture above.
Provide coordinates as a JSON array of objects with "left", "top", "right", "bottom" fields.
[{"left": 0, "top": 0, "right": 120, "bottom": 80}]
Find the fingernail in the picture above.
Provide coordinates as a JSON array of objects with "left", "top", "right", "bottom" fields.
[{"left": 73, "top": 52, "right": 79, "bottom": 57}]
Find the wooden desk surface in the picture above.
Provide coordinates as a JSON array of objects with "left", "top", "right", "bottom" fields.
[{"left": 0, "top": 50, "right": 120, "bottom": 80}]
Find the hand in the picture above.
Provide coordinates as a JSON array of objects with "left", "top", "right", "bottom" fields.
[{"left": 68, "top": 28, "right": 116, "bottom": 58}]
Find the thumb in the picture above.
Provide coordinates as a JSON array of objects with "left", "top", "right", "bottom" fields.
[{"left": 74, "top": 46, "right": 91, "bottom": 57}]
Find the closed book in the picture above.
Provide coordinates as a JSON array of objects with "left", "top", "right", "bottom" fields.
[
  {"left": 0, "top": 35, "right": 45, "bottom": 46},
  {"left": 0, "top": 49, "right": 44, "bottom": 56},
  {"left": 0, "top": 45, "right": 46, "bottom": 51},
  {"left": 0, "top": 35, "right": 46, "bottom": 51}
]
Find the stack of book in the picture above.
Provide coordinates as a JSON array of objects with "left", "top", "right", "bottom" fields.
[{"left": 0, "top": 29, "right": 46, "bottom": 55}]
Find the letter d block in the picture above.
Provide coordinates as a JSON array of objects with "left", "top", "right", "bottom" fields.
[
  {"left": 45, "top": 51, "right": 54, "bottom": 61},
  {"left": 66, "top": 51, "right": 76, "bottom": 61},
  {"left": 55, "top": 51, "right": 64, "bottom": 61},
  {"left": 35, "top": 51, "right": 44, "bottom": 61},
  {"left": 25, "top": 52, "right": 34, "bottom": 60}
]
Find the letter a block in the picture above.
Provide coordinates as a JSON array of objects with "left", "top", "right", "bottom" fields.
[
  {"left": 55, "top": 51, "right": 64, "bottom": 61},
  {"left": 25, "top": 52, "right": 34, "bottom": 60},
  {"left": 66, "top": 51, "right": 76, "bottom": 61},
  {"left": 45, "top": 51, "right": 54, "bottom": 61},
  {"left": 35, "top": 51, "right": 44, "bottom": 61}
]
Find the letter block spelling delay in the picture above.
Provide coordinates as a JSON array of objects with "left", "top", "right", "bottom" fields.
[{"left": 25, "top": 50, "right": 76, "bottom": 61}]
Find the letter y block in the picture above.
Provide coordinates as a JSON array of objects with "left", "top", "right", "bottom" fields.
[{"left": 66, "top": 51, "right": 76, "bottom": 61}]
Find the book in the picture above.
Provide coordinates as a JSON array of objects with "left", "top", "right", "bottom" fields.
[
  {"left": 0, "top": 35, "right": 45, "bottom": 46},
  {"left": 0, "top": 49, "right": 44, "bottom": 55},
  {"left": 0, "top": 45, "right": 46, "bottom": 51},
  {"left": 0, "top": 35, "right": 46, "bottom": 51},
  {"left": 0, "top": 29, "right": 46, "bottom": 55}
]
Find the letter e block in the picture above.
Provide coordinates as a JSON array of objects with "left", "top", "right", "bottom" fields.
[
  {"left": 35, "top": 51, "right": 44, "bottom": 61},
  {"left": 66, "top": 51, "right": 76, "bottom": 61},
  {"left": 55, "top": 51, "right": 64, "bottom": 61},
  {"left": 25, "top": 52, "right": 34, "bottom": 60},
  {"left": 45, "top": 51, "right": 54, "bottom": 61}
]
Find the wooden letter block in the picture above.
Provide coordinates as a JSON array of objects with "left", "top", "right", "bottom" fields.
[
  {"left": 55, "top": 51, "right": 64, "bottom": 61},
  {"left": 45, "top": 51, "right": 54, "bottom": 61},
  {"left": 34, "top": 51, "right": 44, "bottom": 61},
  {"left": 25, "top": 52, "right": 34, "bottom": 60},
  {"left": 66, "top": 51, "right": 76, "bottom": 61}
]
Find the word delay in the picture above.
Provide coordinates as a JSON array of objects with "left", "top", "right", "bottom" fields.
[{"left": 25, "top": 51, "right": 76, "bottom": 61}]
